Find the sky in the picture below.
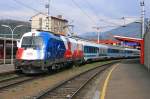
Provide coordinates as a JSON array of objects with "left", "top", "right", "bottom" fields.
[{"left": 0, "top": 0, "right": 150, "bottom": 34}]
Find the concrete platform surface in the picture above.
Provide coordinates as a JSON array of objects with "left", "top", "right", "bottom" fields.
[
  {"left": 0, "top": 64, "right": 14, "bottom": 73},
  {"left": 106, "top": 59, "right": 150, "bottom": 99}
]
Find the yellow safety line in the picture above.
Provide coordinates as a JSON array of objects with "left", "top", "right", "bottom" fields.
[{"left": 100, "top": 64, "right": 119, "bottom": 99}]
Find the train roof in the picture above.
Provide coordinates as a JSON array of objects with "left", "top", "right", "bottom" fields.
[{"left": 22, "top": 31, "right": 140, "bottom": 51}]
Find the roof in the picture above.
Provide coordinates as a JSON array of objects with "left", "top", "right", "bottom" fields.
[
  {"left": 31, "top": 13, "right": 68, "bottom": 22},
  {"left": 51, "top": 16, "right": 68, "bottom": 22},
  {"left": 31, "top": 12, "right": 47, "bottom": 19},
  {"left": 92, "top": 39, "right": 120, "bottom": 44},
  {"left": 114, "top": 35, "right": 142, "bottom": 43},
  {"left": 0, "top": 37, "right": 19, "bottom": 41}
]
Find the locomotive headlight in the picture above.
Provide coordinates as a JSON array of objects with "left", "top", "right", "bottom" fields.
[{"left": 40, "top": 50, "right": 45, "bottom": 59}]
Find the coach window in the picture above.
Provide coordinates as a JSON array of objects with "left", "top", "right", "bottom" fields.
[
  {"left": 87, "top": 47, "right": 89, "bottom": 53},
  {"left": 84, "top": 47, "right": 87, "bottom": 53},
  {"left": 94, "top": 48, "right": 96, "bottom": 53},
  {"left": 91, "top": 47, "right": 93, "bottom": 53},
  {"left": 86, "top": 47, "right": 88, "bottom": 53},
  {"left": 93, "top": 47, "right": 94, "bottom": 53},
  {"left": 84, "top": 46, "right": 88, "bottom": 53},
  {"left": 88, "top": 47, "right": 90, "bottom": 53}
]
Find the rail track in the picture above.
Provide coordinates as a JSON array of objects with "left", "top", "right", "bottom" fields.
[
  {"left": 0, "top": 71, "right": 59, "bottom": 91},
  {"left": 34, "top": 62, "right": 117, "bottom": 99},
  {"left": 0, "top": 71, "right": 46, "bottom": 90},
  {"left": 0, "top": 70, "right": 16, "bottom": 76},
  {"left": 0, "top": 75, "right": 37, "bottom": 90},
  {"left": 0, "top": 71, "right": 19, "bottom": 83}
]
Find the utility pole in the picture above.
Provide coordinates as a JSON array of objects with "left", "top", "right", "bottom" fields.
[
  {"left": 69, "top": 20, "right": 75, "bottom": 36},
  {"left": 93, "top": 27, "right": 101, "bottom": 44},
  {"left": 63, "top": 25, "right": 74, "bottom": 37},
  {"left": 69, "top": 25, "right": 74, "bottom": 36},
  {"left": 140, "top": 0, "right": 145, "bottom": 38},
  {"left": 122, "top": 17, "right": 126, "bottom": 27},
  {"left": 45, "top": 0, "right": 51, "bottom": 31}
]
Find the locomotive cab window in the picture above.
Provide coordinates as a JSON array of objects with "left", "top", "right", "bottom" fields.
[{"left": 21, "top": 36, "right": 44, "bottom": 49}]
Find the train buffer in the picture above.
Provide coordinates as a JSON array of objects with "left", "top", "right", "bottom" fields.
[{"left": 98, "top": 59, "right": 150, "bottom": 99}]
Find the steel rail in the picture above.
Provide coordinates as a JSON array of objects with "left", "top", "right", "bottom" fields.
[
  {"left": 0, "top": 76, "right": 36, "bottom": 90},
  {"left": 0, "top": 71, "right": 16, "bottom": 76},
  {"left": 34, "top": 61, "right": 119, "bottom": 99}
]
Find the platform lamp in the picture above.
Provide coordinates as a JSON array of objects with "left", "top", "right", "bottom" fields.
[{"left": 1, "top": 25, "right": 24, "bottom": 64}]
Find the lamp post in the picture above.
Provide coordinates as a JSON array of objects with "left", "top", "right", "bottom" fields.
[
  {"left": 140, "top": 0, "right": 145, "bottom": 38},
  {"left": 134, "top": 20, "right": 150, "bottom": 38},
  {"left": 93, "top": 27, "right": 101, "bottom": 44},
  {"left": 1, "top": 25, "right": 24, "bottom": 64},
  {"left": 63, "top": 25, "right": 74, "bottom": 36}
]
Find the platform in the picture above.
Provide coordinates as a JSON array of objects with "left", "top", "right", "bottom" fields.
[
  {"left": 0, "top": 64, "right": 14, "bottom": 73},
  {"left": 102, "top": 59, "right": 150, "bottom": 99}
]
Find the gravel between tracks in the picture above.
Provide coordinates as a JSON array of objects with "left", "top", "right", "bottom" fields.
[
  {"left": 0, "top": 64, "right": 14, "bottom": 73},
  {"left": 72, "top": 65, "right": 111, "bottom": 99},
  {"left": 0, "top": 61, "right": 115, "bottom": 99}
]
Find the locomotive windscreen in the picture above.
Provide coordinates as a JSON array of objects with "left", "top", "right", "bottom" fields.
[{"left": 21, "top": 36, "right": 44, "bottom": 49}]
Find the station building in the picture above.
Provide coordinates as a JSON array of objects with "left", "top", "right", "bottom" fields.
[
  {"left": 0, "top": 37, "right": 18, "bottom": 59},
  {"left": 31, "top": 13, "right": 69, "bottom": 36}
]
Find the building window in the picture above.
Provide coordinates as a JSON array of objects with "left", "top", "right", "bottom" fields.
[{"left": 39, "top": 18, "right": 42, "bottom": 30}]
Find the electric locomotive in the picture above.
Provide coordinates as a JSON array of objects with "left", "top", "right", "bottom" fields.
[{"left": 15, "top": 31, "right": 84, "bottom": 73}]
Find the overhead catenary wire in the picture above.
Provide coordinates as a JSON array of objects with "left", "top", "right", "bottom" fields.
[
  {"left": 11, "top": 0, "right": 128, "bottom": 33},
  {"left": 71, "top": 0, "right": 97, "bottom": 25},
  {"left": 84, "top": 0, "right": 122, "bottom": 26},
  {"left": 13, "top": 0, "right": 48, "bottom": 16},
  {"left": 12, "top": 0, "right": 119, "bottom": 27},
  {"left": 12, "top": 0, "right": 66, "bottom": 19},
  {"left": 84, "top": 0, "right": 99, "bottom": 17},
  {"left": 0, "top": 1, "right": 32, "bottom": 20}
]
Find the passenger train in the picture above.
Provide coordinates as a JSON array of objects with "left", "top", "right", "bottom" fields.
[{"left": 15, "top": 31, "right": 140, "bottom": 73}]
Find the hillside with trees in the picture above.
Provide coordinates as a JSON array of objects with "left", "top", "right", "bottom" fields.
[{"left": 0, "top": 19, "right": 31, "bottom": 39}]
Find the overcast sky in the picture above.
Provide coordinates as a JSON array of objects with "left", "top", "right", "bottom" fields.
[{"left": 0, "top": 0, "right": 149, "bottom": 34}]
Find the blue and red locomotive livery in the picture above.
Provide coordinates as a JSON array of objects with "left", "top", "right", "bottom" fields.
[{"left": 15, "top": 31, "right": 140, "bottom": 73}]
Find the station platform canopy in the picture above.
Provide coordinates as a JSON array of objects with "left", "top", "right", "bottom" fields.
[
  {"left": 0, "top": 37, "right": 19, "bottom": 42},
  {"left": 114, "top": 35, "right": 144, "bottom": 64},
  {"left": 114, "top": 35, "right": 142, "bottom": 43},
  {"left": 0, "top": 37, "right": 19, "bottom": 48}
]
